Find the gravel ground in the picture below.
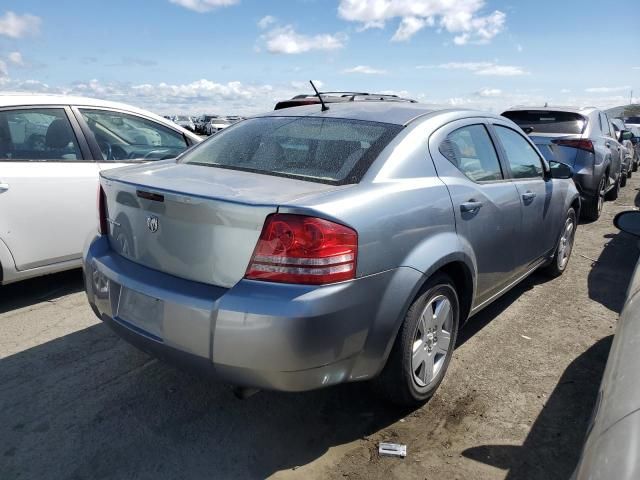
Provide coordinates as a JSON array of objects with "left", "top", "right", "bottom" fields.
[{"left": 1, "top": 175, "right": 639, "bottom": 480}]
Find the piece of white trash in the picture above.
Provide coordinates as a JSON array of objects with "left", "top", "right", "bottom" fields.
[
  {"left": 379, "top": 442, "right": 407, "bottom": 458},
  {"left": 521, "top": 335, "right": 532, "bottom": 340}
]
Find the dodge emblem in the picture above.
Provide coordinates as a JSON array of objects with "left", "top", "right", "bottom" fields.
[{"left": 146, "top": 215, "right": 159, "bottom": 233}]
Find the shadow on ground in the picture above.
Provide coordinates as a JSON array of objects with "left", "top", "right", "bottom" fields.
[
  {"left": 461, "top": 335, "right": 613, "bottom": 480},
  {"left": 587, "top": 229, "right": 638, "bottom": 314},
  {"left": 0, "top": 269, "right": 84, "bottom": 314}
]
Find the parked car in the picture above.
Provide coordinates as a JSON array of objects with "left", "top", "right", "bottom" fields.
[
  {"left": 274, "top": 91, "right": 417, "bottom": 110},
  {"left": 628, "top": 125, "right": 640, "bottom": 166},
  {"left": 611, "top": 118, "right": 636, "bottom": 182},
  {"left": 572, "top": 210, "right": 640, "bottom": 480},
  {"left": 194, "top": 114, "right": 219, "bottom": 134},
  {"left": 204, "top": 117, "right": 231, "bottom": 135},
  {"left": 502, "top": 107, "right": 623, "bottom": 221},
  {"left": 84, "top": 103, "right": 579, "bottom": 406},
  {"left": 173, "top": 115, "right": 196, "bottom": 132},
  {"left": 0, "top": 93, "right": 201, "bottom": 285}
]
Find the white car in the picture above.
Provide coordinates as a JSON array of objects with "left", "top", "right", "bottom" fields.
[
  {"left": 0, "top": 93, "right": 201, "bottom": 284},
  {"left": 205, "top": 118, "right": 232, "bottom": 135},
  {"left": 173, "top": 115, "right": 196, "bottom": 132}
]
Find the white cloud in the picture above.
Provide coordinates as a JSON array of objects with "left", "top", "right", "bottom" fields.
[
  {"left": 560, "top": 88, "right": 571, "bottom": 93},
  {"left": 7, "top": 51, "right": 23, "bottom": 66},
  {"left": 338, "top": 0, "right": 506, "bottom": 44},
  {"left": 0, "top": 11, "right": 41, "bottom": 38},
  {"left": 516, "top": 44, "right": 523, "bottom": 52},
  {"left": 476, "top": 88, "right": 502, "bottom": 97},
  {"left": 257, "top": 15, "right": 276, "bottom": 29},
  {"left": 585, "top": 86, "right": 631, "bottom": 93},
  {"left": 169, "top": 0, "right": 239, "bottom": 13},
  {"left": 261, "top": 25, "right": 347, "bottom": 54},
  {"left": 421, "top": 61, "right": 528, "bottom": 76},
  {"left": 0, "top": 60, "right": 7, "bottom": 77},
  {"left": 342, "top": 65, "right": 387, "bottom": 75},
  {"left": 632, "top": 66, "right": 640, "bottom": 70}
]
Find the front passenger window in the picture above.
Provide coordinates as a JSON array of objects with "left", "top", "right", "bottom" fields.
[
  {"left": 494, "top": 126, "right": 544, "bottom": 179},
  {"left": 79, "top": 109, "right": 188, "bottom": 161},
  {"left": 439, "top": 124, "right": 503, "bottom": 182}
]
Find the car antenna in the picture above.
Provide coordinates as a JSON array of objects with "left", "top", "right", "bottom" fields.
[{"left": 309, "top": 80, "right": 329, "bottom": 112}]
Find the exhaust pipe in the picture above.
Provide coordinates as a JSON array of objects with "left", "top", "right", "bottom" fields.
[{"left": 232, "top": 387, "right": 261, "bottom": 400}]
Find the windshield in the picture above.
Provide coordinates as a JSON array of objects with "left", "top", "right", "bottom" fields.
[
  {"left": 502, "top": 110, "right": 587, "bottom": 134},
  {"left": 179, "top": 116, "right": 402, "bottom": 184}
]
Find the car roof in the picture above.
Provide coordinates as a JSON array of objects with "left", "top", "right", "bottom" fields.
[
  {"left": 257, "top": 102, "right": 496, "bottom": 126},
  {"left": 503, "top": 105, "right": 598, "bottom": 115},
  {"left": 0, "top": 92, "right": 200, "bottom": 140}
]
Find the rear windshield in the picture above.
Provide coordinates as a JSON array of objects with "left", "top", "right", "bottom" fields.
[
  {"left": 179, "top": 116, "right": 402, "bottom": 184},
  {"left": 625, "top": 116, "right": 640, "bottom": 124},
  {"left": 502, "top": 110, "right": 587, "bottom": 134}
]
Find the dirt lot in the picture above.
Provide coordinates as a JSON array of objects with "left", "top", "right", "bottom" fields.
[{"left": 2, "top": 175, "right": 639, "bottom": 480}]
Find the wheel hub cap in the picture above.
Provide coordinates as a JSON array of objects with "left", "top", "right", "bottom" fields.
[{"left": 411, "top": 295, "right": 454, "bottom": 388}]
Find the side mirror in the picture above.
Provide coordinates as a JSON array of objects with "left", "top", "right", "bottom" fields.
[
  {"left": 522, "top": 126, "right": 535, "bottom": 135},
  {"left": 621, "top": 130, "right": 633, "bottom": 141},
  {"left": 548, "top": 160, "right": 573, "bottom": 179},
  {"left": 614, "top": 211, "right": 640, "bottom": 237}
]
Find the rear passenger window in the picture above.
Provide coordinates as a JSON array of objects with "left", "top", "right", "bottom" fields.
[
  {"left": 494, "top": 125, "right": 544, "bottom": 179},
  {"left": 439, "top": 124, "right": 503, "bottom": 182},
  {"left": 0, "top": 108, "right": 83, "bottom": 161}
]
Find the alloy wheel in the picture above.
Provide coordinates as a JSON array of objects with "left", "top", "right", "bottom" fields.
[
  {"left": 411, "top": 294, "right": 453, "bottom": 387},
  {"left": 557, "top": 215, "right": 575, "bottom": 269}
]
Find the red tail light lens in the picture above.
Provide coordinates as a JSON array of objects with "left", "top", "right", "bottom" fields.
[
  {"left": 245, "top": 214, "right": 358, "bottom": 285},
  {"left": 98, "top": 185, "right": 108, "bottom": 235},
  {"left": 552, "top": 138, "right": 594, "bottom": 153}
]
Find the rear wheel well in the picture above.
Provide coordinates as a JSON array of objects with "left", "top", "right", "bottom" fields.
[{"left": 436, "top": 261, "right": 473, "bottom": 324}]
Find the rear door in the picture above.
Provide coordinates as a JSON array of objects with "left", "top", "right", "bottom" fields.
[
  {"left": 0, "top": 106, "right": 97, "bottom": 270},
  {"left": 490, "top": 122, "right": 557, "bottom": 269},
  {"left": 71, "top": 107, "right": 193, "bottom": 172},
  {"left": 429, "top": 119, "right": 522, "bottom": 307}
]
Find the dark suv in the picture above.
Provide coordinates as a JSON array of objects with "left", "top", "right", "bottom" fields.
[{"left": 502, "top": 107, "right": 623, "bottom": 220}]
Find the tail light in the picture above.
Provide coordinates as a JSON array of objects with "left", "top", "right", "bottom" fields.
[
  {"left": 551, "top": 138, "right": 594, "bottom": 153},
  {"left": 245, "top": 214, "right": 357, "bottom": 285},
  {"left": 98, "top": 185, "right": 108, "bottom": 235}
]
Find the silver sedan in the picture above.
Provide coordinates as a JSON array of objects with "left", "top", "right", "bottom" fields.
[{"left": 84, "top": 102, "right": 579, "bottom": 406}]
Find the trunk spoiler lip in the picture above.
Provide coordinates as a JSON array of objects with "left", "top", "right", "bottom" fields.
[{"left": 99, "top": 174, "right": 280, "bottom": 209}]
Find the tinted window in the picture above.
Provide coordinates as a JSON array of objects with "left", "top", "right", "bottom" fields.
[
  {"left": 0, "top": 108, "right": 82, "bottom": 161},
  {"left": 439, "top": 124, "right": 503, "bottom": 182},
  {"left": 502, "top": 110, "right": 587, "bottom": 134},
  {"left": 180, "top": 116, "right": 402, "bottom": 184},
  {"left": 80, "top": 109, "right": 188, "bottom": 161},
  {"left": 495, "top": 125, "right": 544, "bottom": 179}
]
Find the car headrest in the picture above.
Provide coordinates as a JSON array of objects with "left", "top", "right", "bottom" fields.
[{"left": 45, "top": 119, "right": 74, "bottom": 149}]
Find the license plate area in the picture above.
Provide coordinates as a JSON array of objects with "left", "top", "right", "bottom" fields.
[{"left": 116, "top": 287, "right": 164, "bottom": 342}]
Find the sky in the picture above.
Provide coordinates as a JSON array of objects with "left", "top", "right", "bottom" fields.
[{"left": 0, "top": 0, "right": 638, "bottom": 116}]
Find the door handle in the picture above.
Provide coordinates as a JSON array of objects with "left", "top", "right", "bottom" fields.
[
  {"left": 522, "top": 191, "right": 536, "bottom": 201},
  {"left": 0, "top": 182, "right": 9, "bottom": 193},
  {"left": 460, "top": 201, "right": 483, "bottom": 213}
]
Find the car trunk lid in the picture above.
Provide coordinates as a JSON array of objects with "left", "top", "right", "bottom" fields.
[
  {"left": 529, "top": 133, "right": 582, "bottom": 167},
  {"left": 100, "top": 161, "right": 349, "bottom": 288}
]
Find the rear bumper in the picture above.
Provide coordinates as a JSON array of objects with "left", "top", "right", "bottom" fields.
[{"left": 84, "top": 235, "right": 421, "bottom": 391}]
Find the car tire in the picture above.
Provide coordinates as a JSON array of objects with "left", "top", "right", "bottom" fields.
[
  {"left": 627, "top": 167, "right": 632, "bottom": 178},
  {"left": 581, "top": 176, "right": 605, "bottom": 221},
  {"left": 633, "top": 162, "right": 638, "bottom": 172},
  {"left": 606, "top": 173, "right": 620, "bottom": 201},
  {"left": 374, "top": 273, "right": 460, "bottom": 408},
  {"left": 621, "top": 173, "right": 627, "bottom": 187},
  {"left": 543, "top": 208, "right": 577, "bottom": 277}
]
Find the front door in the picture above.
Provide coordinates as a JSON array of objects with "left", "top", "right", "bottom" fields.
[
  {"left": 0, "top": 106, "right": 97, "bottom": 270},
  {"left": 429, "top": 120, "right": 522, "bottom": 307},
  {"left": 490, "top": 122, "right": 559, "bottom": 269}
]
